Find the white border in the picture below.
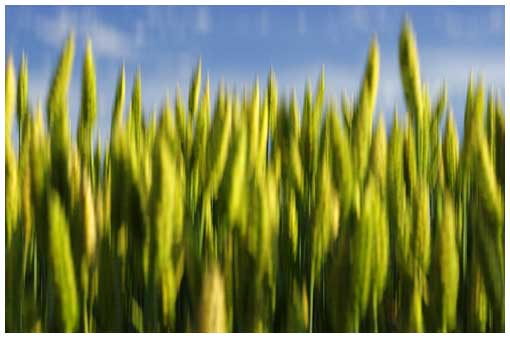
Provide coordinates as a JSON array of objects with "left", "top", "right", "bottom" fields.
[{"left": 1, "top": 1, "right": 508, "bottom": 336}]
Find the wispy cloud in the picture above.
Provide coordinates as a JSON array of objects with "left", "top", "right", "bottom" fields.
[
  {"left": 141, "top": 7, "right": 186, "bottom": 42},
  {"left": 346, "top": 6, "right": 390, "bottom": 33},
  {"left": 196, "top": 7, "right": 211, "bottom": 34},
  {"left": 30, "top": 8, "right": 135, "bottom": 60},
  {"left": 325, "top": 6, "right": 392, "bottom": 44},
  {"left": 488, "top": 6, "right": 504, "bottom": 33},
  {"left": 126, "top": 6, "right": 213, "bottom": 44},
  {"left": 437, "top": 7, "right": 504, "bottom": 41},
  {"left": 83, "top": 16, "right": 134, "bottom": 60}
]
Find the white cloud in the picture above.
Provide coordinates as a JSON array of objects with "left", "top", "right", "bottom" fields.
[
  {"left": 35, "top": 9, "right": 72, "bottom": 46},
  {"left": 196, "top": 7, "right": 211, "bottom": 34},
  {"left": 33, "top": 8, "right": 135, "bottom": 60},
  {"left": 84, "top": 17, "right": 133, "bottom": 59}
]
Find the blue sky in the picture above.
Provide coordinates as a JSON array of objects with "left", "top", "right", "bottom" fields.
[{"left": 6, "top": 5, "right": 505, "bottom": 140}]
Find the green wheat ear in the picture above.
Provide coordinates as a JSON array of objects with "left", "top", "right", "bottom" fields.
[
  {"left": 368, "top": 172, "right": 389, "bottom": 333},
  {"left": 313, "top": 65, "right": 325, "bottom": 117},
  {"left": 328, "top": 106, "right": 353, "bottom": 224},
  {"left": 341, "top": 91, "right": 353, "bottom": 137},
  {"left": 192, "top": 72, "right": 210, "bottom": 185},
  {"left": 111, "top": 65, "right": 125, "bottom": 135},
  {"left": 248, "top": 77, "right": 261, "bottom": 167},
  {"left": 78, "top": 39, "right": 98, "bottom": 169},
  {"left": 357, "top": 37, "right": 379, "bottom": 121},
  {"left": 399, "top": 17, "right": 422, "bottom": 124},
  {"left": 472, "top": 115, "right": 504, "bottom": 317},
  {"left": 129, "top": 68, "right": 143, "bottom": 144},
  {"left": 227, "top": 124, "right": 247, "bottom": 226},
  {"left": 16, "top": 53, "right": 29, "bottom": 144},
  {"left": 80, "top": 39, "right": 97, "bottom": 130},
  {"left": 494, "top": 99, "right": 504, "bottom": 188},
  {"left": 369, "top": 114, "right": 387, "bottom": 190},
  {"left": 47, "top": 32, "right": 75, "bottom": 205},
  {"left": 205, "top": 82, "right": 231, "bottom": 197},
  {"left": 47, "top": 32, "right": 74, "bottom": 137},
  {"left": 431, "top": 192, "right": 459, "bottom": 332},
  {"left": 443, "top": 109, "right": 459, "bottom": 191},
  {"left": 175, "top": 85, "right": 187, "bottom": 153},
  {"left": 189, "top": 58, "right": 202, "bottom": 120},
  {"left": 267, "top": 67, "right": 278, "bottom": 137},
  {"left": 289, "top": 89, "right": 300, "bottom": 138},
  {"left": 433, "top": 83, "right": 448, "bottom": 121},
  {"left": 48, "top": 191, "right": 79, "bottom": 332},
  {"left": 352, "top": 36, "right": 379, "bottom": 179}
]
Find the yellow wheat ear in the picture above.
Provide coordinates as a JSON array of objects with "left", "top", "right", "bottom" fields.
[{"left": 6, "top": 54, "right": 16, "bottom": 141}]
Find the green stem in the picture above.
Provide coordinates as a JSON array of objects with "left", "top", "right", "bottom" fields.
[
  {"left": 309, "top": 263, "right": 314, "bottom": 333},
  {"left": 373, "top": 300, "right": 378, "bottom": 333}
]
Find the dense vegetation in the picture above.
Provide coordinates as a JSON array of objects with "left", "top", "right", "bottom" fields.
[{"left": 5, "top": 19, "right": 504, "bottom": 332}]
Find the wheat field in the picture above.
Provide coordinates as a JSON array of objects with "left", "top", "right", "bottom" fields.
[{"left": 5, "top": 18, "right": 505, "bottom": 332}]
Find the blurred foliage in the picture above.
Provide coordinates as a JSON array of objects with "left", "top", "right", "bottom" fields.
[{"left": 5, "top": 19, "right": 505, "bottom": 332}]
